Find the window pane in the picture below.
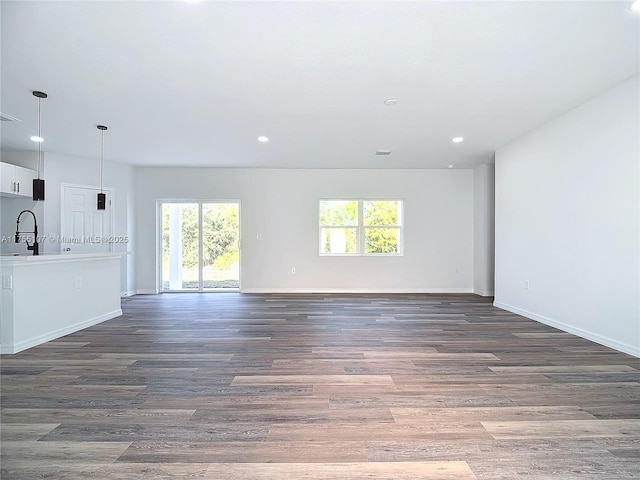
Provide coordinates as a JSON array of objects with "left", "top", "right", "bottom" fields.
[
  {"left": 319, "top": 200, "right": 358, "bottom": 226},
  {"left": 363, "top": 200, "right": 401, "bottom": 226},
  {"left": 162, "top": 203, "right": 199, "bottom": 290},
  {"left": 202, "top": 203, "right": 240, "bottom": 289},
  {"left": 365, "top": 227, "right": 400, "bottom": 254},
  {"left": 320, "top": 227, "right": 358, "bottom": 254},
  {"left": 179, "top": 204, "right": 199, "bottom": 289}
]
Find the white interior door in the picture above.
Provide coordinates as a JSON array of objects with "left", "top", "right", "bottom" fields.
[{"left": 62, "top": 185, "right": 113, "bottom": 253}]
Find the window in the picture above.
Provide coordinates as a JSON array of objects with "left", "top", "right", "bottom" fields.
[
  {"left": 319, "top": 199, "right": 403, "bottom": 255},
  {"left": 160, "top": 201, "right": 240, "bottom": 291}
]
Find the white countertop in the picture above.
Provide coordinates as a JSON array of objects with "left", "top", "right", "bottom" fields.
[{"left": 0, "top": 251, "right": 131, "bottom": 266}]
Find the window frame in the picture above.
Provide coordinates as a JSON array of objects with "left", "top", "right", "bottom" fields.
[{"left": 319, "top": 198, "right": 404, "bottom": 256}]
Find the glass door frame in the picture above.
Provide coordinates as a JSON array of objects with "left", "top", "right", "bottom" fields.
[{"left": 156, "top": 199, "right": 241, "bottom": 293}]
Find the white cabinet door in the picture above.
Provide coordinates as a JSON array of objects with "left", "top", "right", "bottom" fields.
[
  {"left": 0, "top": 162, "right": 15, "bottom": 194},
  {"left": 14, "top": 165, "right": 35, "bottom": 198},
  {"left": 0, "top": 162, "right": 37, "bottom": 197}
]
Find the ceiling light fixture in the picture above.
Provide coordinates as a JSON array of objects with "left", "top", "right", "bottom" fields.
[
  {"left": 631, "top": 1, "right": 640, "bottom": 11},
  {"left": 258, "top": 136, "right": 269, "bottom": 143},
  {"left": 452, "top": 137, "right": 464, "bottom": 143},
  {"left": 384, "top": 99, "right": 398, "bottom": 106},
  {"left": 32, "top": 91, "right": 47, "bottom": 201},
  {"left": 448, "top": 165, "right": 455, "bottom": 169},
  {"left": 97, "top": 125, "right": 108, "bottom": 210}
]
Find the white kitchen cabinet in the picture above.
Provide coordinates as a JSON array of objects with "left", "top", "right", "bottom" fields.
[{"left": 0, "top": 162, "right": 36, "bottom": 198}]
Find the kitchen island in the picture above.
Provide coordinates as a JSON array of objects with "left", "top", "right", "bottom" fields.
[{"left": 0, "top": 252, "right": 123, "bottom": 354}]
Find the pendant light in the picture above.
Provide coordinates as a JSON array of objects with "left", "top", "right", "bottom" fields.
[
  {"left": 97, "top": 125, "right": 107, "bottom": 210},
  {"left": 32, "top": 91, "right": 47, "bottom": 201}
]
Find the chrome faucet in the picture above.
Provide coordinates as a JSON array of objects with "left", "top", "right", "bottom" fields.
[{"left": 15, "top": 209, "right": 39, "bottom": 255}]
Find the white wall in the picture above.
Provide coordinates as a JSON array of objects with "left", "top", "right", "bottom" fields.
[
  {"left": 495, "top": 76, "right": 639, "bottom": 357},
  {"left": 43, "top": 152, "right": 136, "bottom": 296},
  {"left": 0, "top": 150, "right": 136, "bottom": 295},
  {"left": 473, "top": 163, "right": 495, "bottom": 296},
  {"left": 135, "top": 168, "right": 474, "bottom": 293}
]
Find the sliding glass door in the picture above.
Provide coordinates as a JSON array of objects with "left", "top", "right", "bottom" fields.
[{"left": 161, "top": 201, "right": 240, "bottom": 291}]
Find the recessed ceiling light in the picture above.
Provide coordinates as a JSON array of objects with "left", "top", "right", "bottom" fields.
[
  {"left": 30, "top": 135, "right": 44, "bottom": 143},
  {"left": 448, "top": 165, "right": 454, "bottom": 169},
  {"left": 384, "top": 99, "right": 398, "bottom": 106},
  {"left": 257, "top": 136, "right": 269, "bottom": 143},
  {"left": 631, "top": 1, "right": 640, "bottom": 11},
  {"left": 452, "top": 137, "right": 464, "bottom": 143}
]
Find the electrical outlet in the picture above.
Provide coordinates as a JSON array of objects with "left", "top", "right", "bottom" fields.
[
  {"left": 75, "top": 277, "right": 82, "bottom": 289},
  {"left": 291, "top": 267, "right": 296, "bottom": 274},
  {"left": 2, "top": 275, "right": 12, "bottom": 290}
]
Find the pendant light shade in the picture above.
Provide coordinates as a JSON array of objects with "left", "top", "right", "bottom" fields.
[
  {"left": 97, "top": 125, "right": 107, "bottom": 210},
  {"left": 32, "top": 91, "right": 47, "bottom": 201}
]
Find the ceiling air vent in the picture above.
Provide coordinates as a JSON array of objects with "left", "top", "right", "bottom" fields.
[
  {"left": 375, "top": 150, "right": 392, "bottom": 156},
  {"left": 0, "top": 112, "right": 21, "bottom": 122}
]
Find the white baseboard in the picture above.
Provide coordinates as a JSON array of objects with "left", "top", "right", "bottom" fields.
[
  {"left": 493, "top": 301, "right": 640, "bottom": 358},
  {"left": 136, "top": 289, "right": 159, "bottom": 295},
  {"left": 240, "top": 288, "right": 474, "bottom": 294},
  {"left": 473, "top": 289, "right": 494, "bottom": 297},
  {"left": 121, "top": 290, "right": 137, "bottom": 297},
  {"left": 0, "top": 309, "right": 123, "bottom": 355}
]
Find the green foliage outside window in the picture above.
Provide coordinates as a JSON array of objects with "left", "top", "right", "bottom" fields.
[
  {"left": 320, "top": 199, "right": 402, "bottom": 255},
  {"left": 319, "top": 200, "right": 358, "bottom": 226},
  {"left": 162, "top": 203, "right": 239, "bottom": 270},
  {"left": 203, "top": 204, "right": 239, "bottom": 268},
  {"left": 363, "top": 200, "right": 399, "bottom": 226},
  {"left": 365, "top": 228, "right": 399, "bottom": 254}
]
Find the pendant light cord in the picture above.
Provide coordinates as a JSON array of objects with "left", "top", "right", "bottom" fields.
[
  {"left": 37, "top": 97, "right": 42, "bottom": 179},
  {"left": 97, "top": 125, "right": 107, "bottom": 196},
  {"left": 100, "top": 130, "right": 104, "bottom": 193},
  {"left": 99, "top": 129, "right": 104, "bottom": 193}
]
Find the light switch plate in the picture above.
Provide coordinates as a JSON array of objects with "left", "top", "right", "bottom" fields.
[{"left": 2, "top": 275, "right": 13, "bottom": 290}]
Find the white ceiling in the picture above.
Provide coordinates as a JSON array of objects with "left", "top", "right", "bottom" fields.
[{"left": 1, "top": 1, "right": 638, "bottom": 169}]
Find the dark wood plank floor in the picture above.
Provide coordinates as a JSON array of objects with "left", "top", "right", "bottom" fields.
[{"left": 1, "top": 293, "right": 639, "bottom": 479}]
